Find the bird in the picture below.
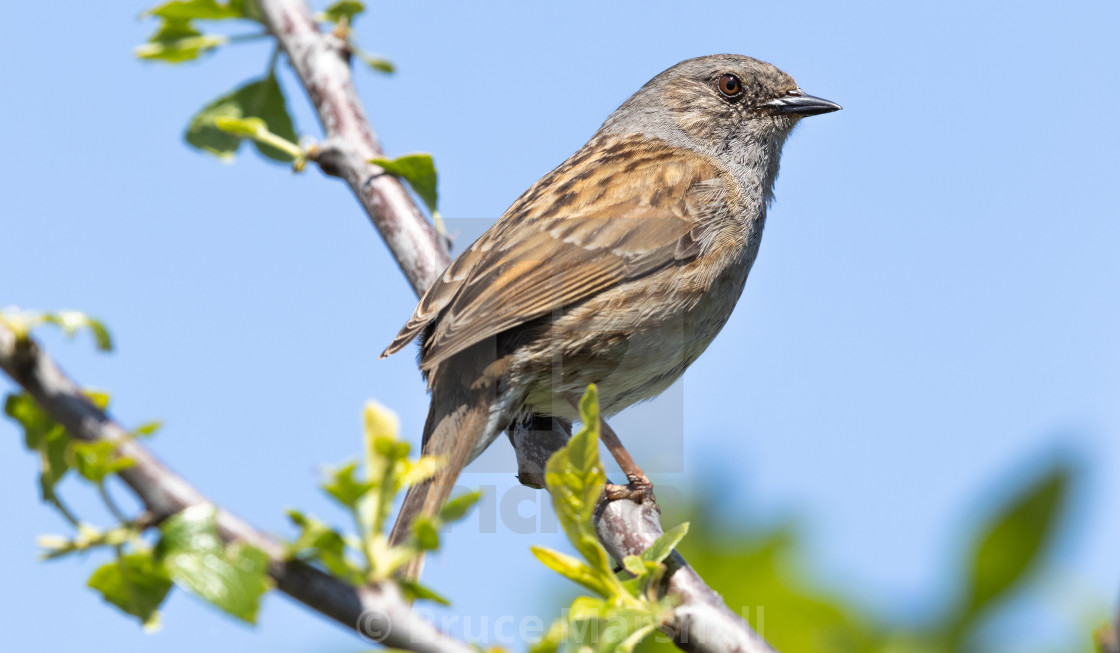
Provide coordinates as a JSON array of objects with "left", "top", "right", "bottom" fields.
[{"left": 380, "top": 54, "right": 839, "bottom": 578}]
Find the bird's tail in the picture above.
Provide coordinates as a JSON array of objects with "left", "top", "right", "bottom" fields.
[{"left": 387, "top": 353, "right": 497, "bottom": 580}]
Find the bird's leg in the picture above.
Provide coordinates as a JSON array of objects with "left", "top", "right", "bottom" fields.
[
  {"left": 567, "top": 395, "right": 655, "bottom": 504},
  {"left": 599, "top": 418, "right": 656, "bottom": 503}
]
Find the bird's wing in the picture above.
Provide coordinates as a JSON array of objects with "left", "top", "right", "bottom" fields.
[{"left": 381, "top": 136, "right": 729, "bottom": 370}]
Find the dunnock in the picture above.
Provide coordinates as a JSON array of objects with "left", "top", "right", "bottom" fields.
[{"left": 381, "top": 54, "right": 839, "bottom": 576}]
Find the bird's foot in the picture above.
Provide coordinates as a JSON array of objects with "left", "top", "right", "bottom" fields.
[{"left": 604, "top": 472, "right": 656, "bottom": 504}]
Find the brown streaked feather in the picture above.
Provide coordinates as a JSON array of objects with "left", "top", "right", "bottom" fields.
[
  {"left": 386, "top": 340, "right": 505, "bottom": 580},
  {"left": 380, "top": 243, "right": 487, "bottom": 358},
  {"left": 382, "top": 135, "right": 729, "bottom": 370}
]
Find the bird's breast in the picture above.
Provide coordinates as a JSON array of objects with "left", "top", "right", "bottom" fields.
[{"left": 511, "top": 237, "right": 753, "bottom": 419}]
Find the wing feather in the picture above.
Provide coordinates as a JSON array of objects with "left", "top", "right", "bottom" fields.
[{"left": 381, "top": 136, "right": 729, "bottom": 370}]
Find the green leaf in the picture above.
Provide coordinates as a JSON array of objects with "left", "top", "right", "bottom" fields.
[
  {"left": 640, "top": 522, "right": 689, "bottom": 565},
  {"left": 134, "top": 421, "right": 163, "bottom": 437},
  {"left": 320, "top": 0, "right": 365, "bottom": 23},
  {"left": 285, "top": 509, "right": 345, "bottom": 558},
  {"left": 567, "top": 603, "right": 661, "bottom": 653},
  {"left": 136, "top": 18, "right": 227, "bottom": 63},
  {"left": 412, "top": 517, "right": 440, "bottom": 551},
  {"left": 601, "top": 610, "right": 662, "bottom": 653},
  {"left": 362, "top": 401, "right": 404, "bottom": 535},
  {"left": 574, "top": 533, "right": 614, "bottom": 582},
  {"left": 397, "top": 577, "right": 451, "bottom": 605},
  {"left": 185, "top": 75, "right": 298, "bottom": 162},
  {"left": 284, "top": 509, "right": 364, "bottom": 584},
  {"left": 157, "top": 505, "right": 271, "bottom": 623},
  {"left": 955, "top": 463, "right": 1071, "bottom": 630},
  {"left": 437, "top": 490, "right": 481, "bottom": 523},
  {"left": 40, "top": 430, "right": 71, "bottom": 501},
  {"left": 211, "top": 115, "right": 265, "bottom": 137},
  {"left": 622, "top": 555, "right": 645, "bottom": 576},
  {"left": 398, "top": 454, "right": 442, "bottom": 488},
  {"left": 567, "top": 595, "right": 611, "bottom": 621},
  {"left": 6, "top": 392, "right": 53, "bottom": 451},
  {"left": 70, "top": 440, "right": 135, "bottom": 483},
  {"left": 355, "top": 50, "right": 395, "bottom": 74},
  {"left": 5, "top": 392, "right": 72, "bottom": 502},
  {"left": 544, "top": 385, "right": 609, "bottom": 575},
  {"left": 372, "top": 436, "right": 410, "bottom": 460},
  {"left": 145, "top": 0, "right": 246, "bottom": 20},
  {"left": 212, "top": 117, "right": 302, "bottom": 160},
  {"left": 0, "top": 308, "right": 113, "bottom": 351},
  {"left": 86, "top": 321, "right": 113, "bottom": 351},
  {"left": 322, "top": 461, "right": 373, "bottom": 509},
  {"left": 39, "top": 311, "right": 114, "bottom": 351},
  {"left": 135, "top": 0, "right": 255, "bottom": 63},
  {"left": 87, "top": 551, "right": 172, "bottom": 628},
  {"left": 531, "top": 546, "right": 611, "bottom": 597},
  {"left": 369, "top": 153, "right": 439, "bottom": 216},
  {"left": 83, "top": 389, "right": 111, "bottom": 411}
]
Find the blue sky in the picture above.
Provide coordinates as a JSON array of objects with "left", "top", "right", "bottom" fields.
[{"left": 1, "top": 1, "right": 1117, "bottom": 651}]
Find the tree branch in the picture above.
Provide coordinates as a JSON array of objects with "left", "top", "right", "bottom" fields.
[{"left": 0, "top": 325, "right": 472, "bottom": 653}]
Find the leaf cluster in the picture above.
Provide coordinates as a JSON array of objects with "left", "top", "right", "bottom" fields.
[
  {"left": 134, "top": 1, "right": 443, "bottom": 225},
  {"left": 0, "top": 307, "right": 112, "bottom": 352},
  {"left": 531, "top": 386, "right": 688, "bottom": 653},
  {"left": 6, "top": 384, "right": 268, "bottom": 629},
  {"left": 285, "top": 400, "right": 480, "bottom": 603}
]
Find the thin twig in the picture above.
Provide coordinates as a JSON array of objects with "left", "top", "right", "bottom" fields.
[{"left": 97, "top": 481, "right": 128, "bottom": 524}]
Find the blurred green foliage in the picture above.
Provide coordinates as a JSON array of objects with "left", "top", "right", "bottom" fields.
[
  {"left": 288, "top": 400, "right": 480, "bottom": 604},
  {"left": 632, "top": 460, "right": 1102, "bottom": 653}
]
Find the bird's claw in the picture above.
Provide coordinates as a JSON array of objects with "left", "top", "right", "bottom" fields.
[{"left": 604, "top": 473, "right": 655, "bottom": 504}]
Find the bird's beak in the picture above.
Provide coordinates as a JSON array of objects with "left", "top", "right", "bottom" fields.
[{"left": 763, "top": 90, "right": 842, "bottom": 116}]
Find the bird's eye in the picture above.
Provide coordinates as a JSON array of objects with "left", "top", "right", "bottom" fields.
[{"left": 717, "top": 73, "right": 743, "bottom": 100}]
